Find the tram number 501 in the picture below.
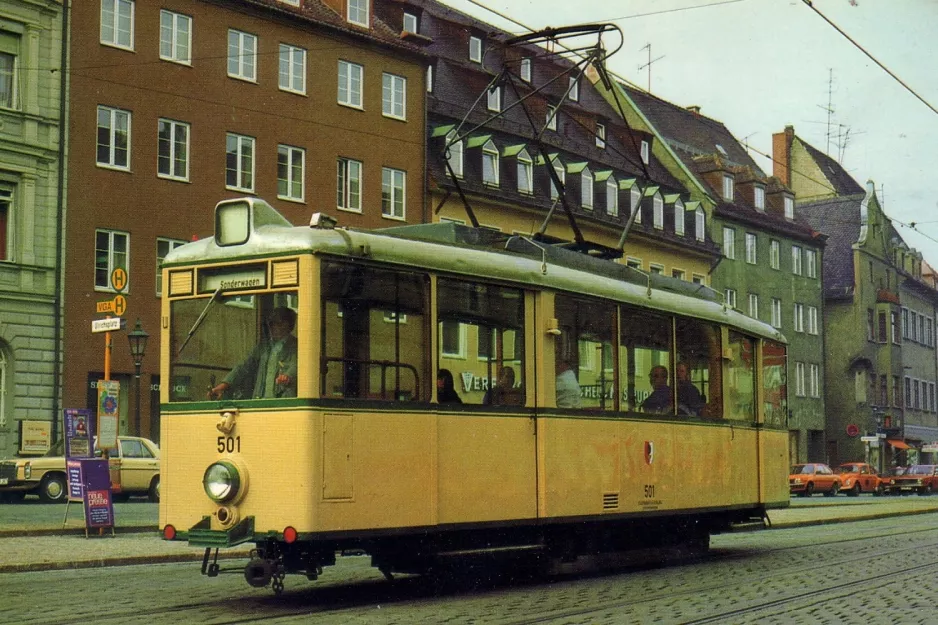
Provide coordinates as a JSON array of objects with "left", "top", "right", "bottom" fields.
[
  {"left": 643, "top": 484, "right": 656, "bottom": 498},
  {"left": 217, "top": 436, "right": 241, "bottom": 453}
]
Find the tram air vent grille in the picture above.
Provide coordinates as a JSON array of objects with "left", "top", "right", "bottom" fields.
[{"left": 602, "top": 492, "right": 619, "bottom": 510}]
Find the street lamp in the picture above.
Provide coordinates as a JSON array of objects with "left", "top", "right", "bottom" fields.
[{"left": 127, "top": 318, "right": 149, "bottom": 437}]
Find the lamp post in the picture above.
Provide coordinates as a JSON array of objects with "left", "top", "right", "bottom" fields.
[{"left": 127, "top": 318, "right": 149, "bottom": 437}]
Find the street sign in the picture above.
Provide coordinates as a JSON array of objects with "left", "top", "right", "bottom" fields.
[
  {"left": 95, "top": 295, "right": 128, "bottom": 316},
  {"left": 110, "top": 267, "right": 128, "bottom": 293},
  {"left": 860, "top": 436, "right": 880, "bottom": 443},
  {"left": 91, "top": 318, "right": 124, "bottom": 333},
  {"left": 96, "top": 300, "right": 114, "bottom": 314}
]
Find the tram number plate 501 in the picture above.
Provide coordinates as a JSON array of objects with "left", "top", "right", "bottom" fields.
[{"left": 217, "top": 436, "right": 241, "bottom": 453}]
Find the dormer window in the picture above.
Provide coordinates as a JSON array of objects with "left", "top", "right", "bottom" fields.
[
  {"left": 722, "top": 174, "right": 734, "bottom": 201},
  {"left": 630, "top": 185, "right": 642, "bottom": 223},
  {"left": 652, "top": 192, "right": 663, "bottom": 229},
  {"left": 784, "top": 195, "right": 794, "bottom": 220},
  {"left": 754, "top": 185, "right": 765, "bottom": 210},
  {"left": 546, "top": 104, "right": 557, "bottom": 131},
  {"left": 549, "top": 156, "right": 565, "bottom": 199},
  {"left": 445, "top": 130, "right": 463, "bottom": 178},
  {"left": 486, "top": 86, "right": 501, "bottom": 112},
  {"left": 517, "top": 148, "right": 533, "bottom": 194},
  {"left": 640, "top": 140, "right": 649, "bottom": 164},
  {"left": 581, "top": 168, "right": 593, "bottom": 209},
  {"left": 348, "top": 0, "right": 369, "bottom": 27},
  {"left": 596, "top": 123, "right": 606, "bottom": 149},
  {"left": 568, "top": 76, "right": 579, "bottom": 101},
  {"left": 673, "top": 199, "right": 685, "bottom": 236},
  {"left": 520, "top": 57, "right": 531, "bottom": 82},
  {"left": 605, "top": 177, "right": 618, "bottom": 216},
  {"left": 482, "top": 139, "right": 499, "bottom": 187},
  {"left": 403, "top": 12, "right": 418, "bottom": 34},
  {"left": 695, "top": 207, "right": 705, "bottom": 241},
  {"left": 469, "top": 36, "right": 482, "bottom": 63}
]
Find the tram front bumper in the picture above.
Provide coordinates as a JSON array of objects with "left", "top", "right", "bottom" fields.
[{"left": 186, "top": 515, "right": 256, "bottom": 548}]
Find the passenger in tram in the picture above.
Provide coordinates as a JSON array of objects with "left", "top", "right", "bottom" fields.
[
  {"left": 483, "top": 367, "right": 523, "bottom": 406},
  {"left": 436, "top": 369, "right": 462, "bottom": 404},
  {"left": 555, "top": 359, "right": 582, "bottom": 408},
  {"left": 675, "top": 361, "right": 705, "bottom": 416},
  {"left": 207, "top": 307, "right": 298, "bottom": 400},
  {"left": 641, "top": 365, "right": 673, "bottom": 413}
]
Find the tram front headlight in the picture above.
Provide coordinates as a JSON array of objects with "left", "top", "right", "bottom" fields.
[{"left": 203, "top": 460, "right": 243, "bottom": 503}]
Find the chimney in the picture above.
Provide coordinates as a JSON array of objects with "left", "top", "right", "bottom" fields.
[
  {"left": 686, "top": 105, "right": 701, "bottom": 116},
  {"left": 772, "top": 125, "right": 795, "bottom": 186}
]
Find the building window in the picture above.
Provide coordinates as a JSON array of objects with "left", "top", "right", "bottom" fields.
[
  {"left": 754, "top": 185, "right": 765, "bottom": 210},
  {"left": 793, "top": 303, "right": 804, "bottom": 332},
  {"left": 867, "top": 309, "right": 874, "bottom": 341},
  {"left": 517, "top": 149, "right": 533, "bottom": 194},
  {"left": 227, "top": 30, "right": 257, "bottom": 82},
  {"left": 277, "top": 144, "right": 305, "bottom": 201},
  {"left": 878, "top": 310, "right": 888, "bottom": 343},
  {"left": 382, "top": 73, "right": 407, "bottom": 119},
  {"left": 581, "top": 169, "right": 593, "bottom": 209},
  {"left": 336, "top": 158, "right": 362, "bottom": 212},
  {"left": 626, "top": 257, "right": 641, "bottom": 270},
  {"left": 723, "top": 227, "right": 735, "bottom": 259},
  {"left": 792, "top": 245, "right": 803, "bottom": 275},
  {"left": 692, "top": 274, "right": 705, "bottom": 285},
  {"left": 724, "top": 288, "right": 737, "bottom": 309},
  {"left": 905, "top": 376, "right": 912, "bottom": 408},
  {"left": 445, "top": 130, "right": 463, "bottom": 178},
  {"left": 157, "top": 118, "right": 189, "bottom": 181},
  {"left": 95, "top": 229, "right": 129, "bottom": 291},
  {"left": 0, "top": 188, "right": 10, "bottom": 260},
  {"left": 784, "top": 195, "right": 794, "bottom": 219},
  {"left": 101, "top": 0, "right": 134, "bottom": 50},
  {"left": 156, "top": 238, "right": 185, "bottom": 296},
  {"left": 748, "top": 293, "right": 759, "bottom": 318},
  {"left": 695, "top": 207, "right": 705, "bottom": 241},
  {"left": 225, "top": 133, "right": 255, "bottom": 192},
  {"left": 795, "top": 362, "right": 805, "bottom": 397},
  {"left": 469, "top": 36, "right": 482, "bottom": 62},
  {"left": 771, "top": 298, "right": 782, "bottom": 328},
  {"left": 279, "top": 43, "right": 306, "bottom": 94},
  {"left": 549, "top": 157, "right": 565, "bottom": 200},
  {"left": 672, "top": 269, "right": 685, "bottom": 281},
  {"left": 348, "top": 0, "right": 369, "bottom": 27},
  {"left": 809, "top": 364, "right": 820, "bottom": 398},
  {"left": 546, "top": 105, "right": 557, "bottom": 131},
  {"left": 722, "top": 174, "right": 734, "bottom": 201},
  {"left": 0, "top": 50, "right": 16, "bottom": 110},
  {"left": 520, "top": 57, "right": 531, "bottom": 82},
  {"left": 649, "top": 264, "right": 664, "bottom": 275},
  {"left": 808, "top": 306, "right": 819, "bottom": 335},
  {"left": 338, "top": 60, "right": 363, "bottom": 108},
  {"left": 568, "top": 76, "right": 579, "bottom": 101},
  {"left": 652, "top": 194, "right": 663, "bottom": 229},
  {"left": 745, "top": 232, "right": 757, "bottom": 264},
  {"left": 770, "top": 239, "right": 780, "bottom": 270},
  {"left": 403, "top": 12, "right": 418, "bottom": 33},
  {"left": 674, "top": 200, "right": 685, "bottom": 235},
  {"left": 892, "top": 311, "right": 900, "bottom": 344},
  {"left": 382, "top": 167, "right": 406, "bottom": 219},
  {"left": 596, "top": 123, "right": 606, "bottom": 149},
  {"left": 486, "top": 85, "right": 501, "bottom": 112},
  {"left": 806, "top": 249, "right": 817, "bottom": 278},
  {"left": 426, "top": 64, "right": 433, "bottom": 93},
  {"left": 159, "top": 10, "right": 190, "bottom": 64},
  {"left": 605, "top": 178, "right": 618, "bottom": 216},
  {"left": 640, "top": 140, "right": 649, "bottom": 164},
  {"left": 631, "top": 186, "right": 642, "bottom": 224},
  {"left": 97, "top": 106, "right": 131, "bottom": 170},
  {"left": 481, "top": 140, "right": 499, "bottom": 187}
]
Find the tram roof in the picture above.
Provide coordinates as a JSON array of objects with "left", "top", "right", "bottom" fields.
[{"left": 164, "top": 198, "right": 785, "bottom": 343}]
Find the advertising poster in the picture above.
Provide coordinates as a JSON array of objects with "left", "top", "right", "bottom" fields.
[
  {"left": 97, "top": 380, "right": 120, "bottom": 453},
  {"left": 80, "top": 458, "right": 114, "bottom": 529},
  {"left": 66, "top": 458, "right": 84, "bottom": 502},
  {"left": 65, "top": 408, "right": 95, "bottom": 459},
  {"left": 19, "top": 420, "right": 52, "bottom": 455}
]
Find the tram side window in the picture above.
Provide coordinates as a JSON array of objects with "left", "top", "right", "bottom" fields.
[
  {"left": 726, "top": 331, "right": 756, "bottom": 422},
  {"left": 437, "top": 278, "right": 524, "bottom": 406},
  {"left": 763, "top": 340, "right": 787, "bottom": 426},
  {"left": 675, "top": 317, "right": 723, "bottom": 418},
  {"left": 555, "top": 295, "right": 615, "bottom": 411},
  {"left": 620, "top": 308, "right": 672, "bottom": 413},
  {"left": 321, "top": 262, "right": 428, "bottom": 401}
]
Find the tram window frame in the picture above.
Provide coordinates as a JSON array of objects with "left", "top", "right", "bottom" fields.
[
  {"left": 675, "top": 316, "right": 723, "bottom": 419},
  {"left": 555, "top": 294, "right": 616, "bottom": 411},
  {"left": 725, "top": 331, "right": 757, "bottom": 422},
  {"left": 620, "top": 307, "right": 673, "bottom": 414}
]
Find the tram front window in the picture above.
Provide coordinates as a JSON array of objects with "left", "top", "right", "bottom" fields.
[{"left": 169, "top": 292, "right": 299, "bottom": 402}]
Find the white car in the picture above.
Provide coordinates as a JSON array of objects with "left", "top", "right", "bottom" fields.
[{"left": 0, "top": 436, "right": 160, "bottom": 503}]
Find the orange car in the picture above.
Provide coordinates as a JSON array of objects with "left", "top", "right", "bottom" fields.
[
  {"left": 833, "top": 462, "right": 883, "bottom": 496},
  {"left": 883, "top": 464, "right": 938, "bottom": 496},
  {"left": 789, "top": 463, "right": 841, "bottom": 497}
]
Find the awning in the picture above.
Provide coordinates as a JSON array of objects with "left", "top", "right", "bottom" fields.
[{"left": 887, "top": 439, "right": 911, "bottom": 449}]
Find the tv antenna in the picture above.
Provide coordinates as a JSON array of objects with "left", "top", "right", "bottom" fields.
[{"left": 638, "top": 43, "right": 664, "bottom": 92}]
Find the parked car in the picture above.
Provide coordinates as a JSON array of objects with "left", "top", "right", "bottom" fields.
[
  {"left": 882, "top": 464, "right": 938, "bottom": 496},
  {"left": 0, "top": 436, "right": 160, "bottom": 503},
  {"left": 789, "top": 463, "right": 841, "bottom": 497},
  {"left": 833, "top": 462, "right": 884, "bottom": 496}
]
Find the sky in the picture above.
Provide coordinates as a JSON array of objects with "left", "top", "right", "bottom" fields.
[{"left": 441, "top": 0, "right": 938, "bottom": 268}]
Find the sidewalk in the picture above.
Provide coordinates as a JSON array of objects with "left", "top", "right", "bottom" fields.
[{"left": 2, "top": 498, "right": 937, "bottom": 573}]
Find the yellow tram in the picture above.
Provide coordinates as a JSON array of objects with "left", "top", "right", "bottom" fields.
[{"left": 159, "top": 197, "right": 789, "bottom": 593}]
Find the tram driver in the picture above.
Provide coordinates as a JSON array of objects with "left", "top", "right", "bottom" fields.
[{"left": 207, "top": 307, "right": 299, "bottom": 400}]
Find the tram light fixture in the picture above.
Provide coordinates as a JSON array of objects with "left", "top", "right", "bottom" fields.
[
  {"left": 216, "top": 200, "right": 250, "bottom": 246},
  {"left": 203, "top": 460, "right": 246, "bottom": 504},
  {"left": 309, "top": 212, "right": 337, "bottom": 229}
]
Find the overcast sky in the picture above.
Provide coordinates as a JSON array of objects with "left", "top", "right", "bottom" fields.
[{"left": 441, "top": 0, "right": 938, "bottom": 267}]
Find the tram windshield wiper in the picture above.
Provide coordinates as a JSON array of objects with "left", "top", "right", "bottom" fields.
[{"left": 178, "top": 286, "right": 221, "bottom": 356}]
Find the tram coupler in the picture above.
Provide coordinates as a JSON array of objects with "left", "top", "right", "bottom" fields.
[{"left": 201, "top": 548, "right": 221, "bottom": 577}]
